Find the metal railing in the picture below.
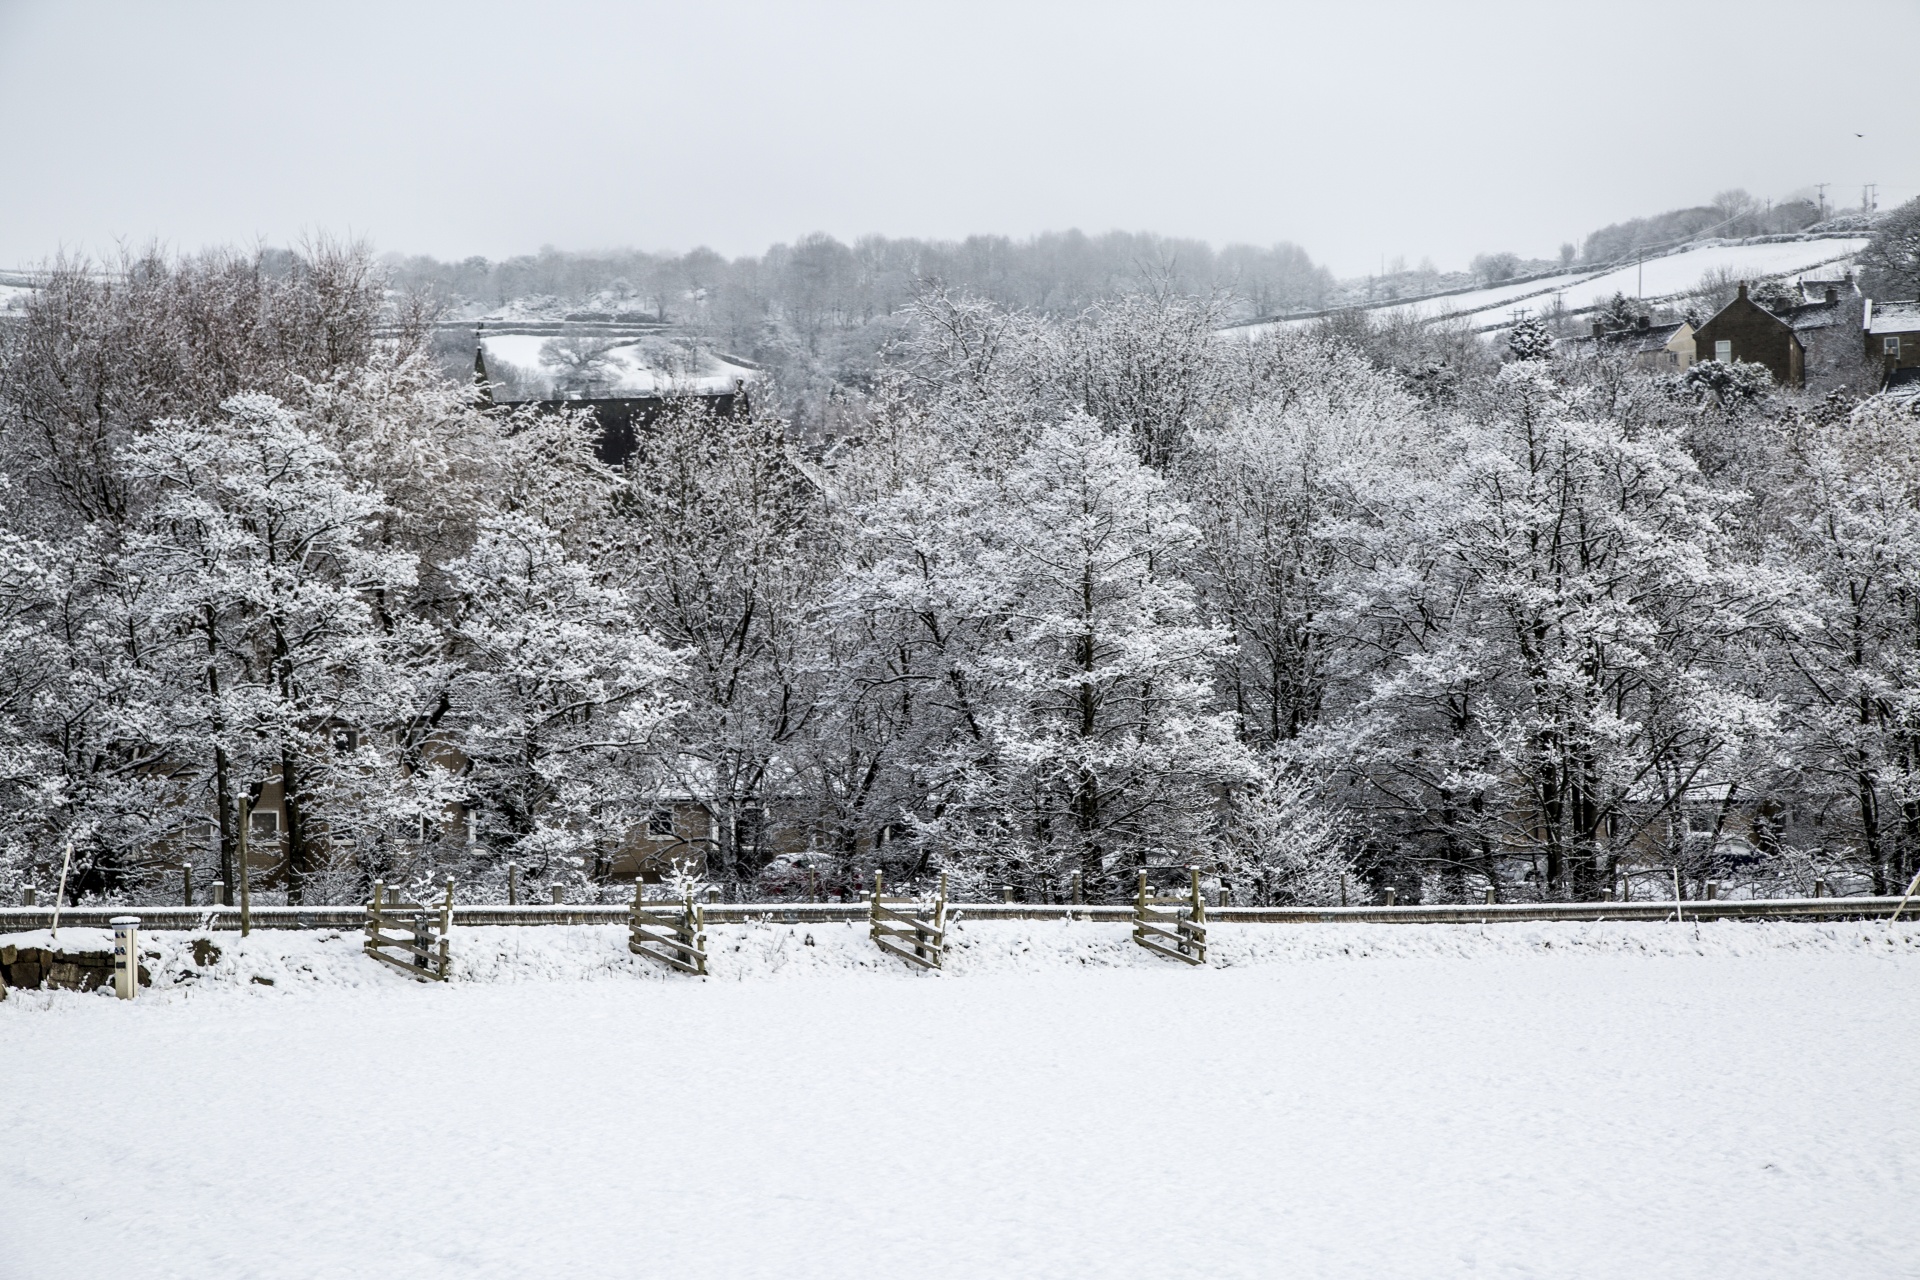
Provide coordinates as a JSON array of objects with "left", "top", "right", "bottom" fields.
[{"left": 3, "top": 895, "right": 1916, "bottom": 932}]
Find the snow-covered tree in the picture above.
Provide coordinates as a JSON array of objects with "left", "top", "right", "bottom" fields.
[
  {"left": 119, "top": 394, "right": 433, "bottom": 902},
  {"left": 442, "top": 513, "right": 680, "bottom": 885}
]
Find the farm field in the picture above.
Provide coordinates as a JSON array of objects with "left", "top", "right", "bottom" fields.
[{"left": 3, "top": 920, "right": 1917, "bottom": 1280}]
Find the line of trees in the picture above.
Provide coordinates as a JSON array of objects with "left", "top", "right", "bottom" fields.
[{"left": 4, "top": 244, "right": 1920, "bottom": 908}]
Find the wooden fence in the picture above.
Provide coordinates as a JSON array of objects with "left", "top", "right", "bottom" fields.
[
  {"left": 364, "top": 882, "right": 452, "bottom": 982},
  {"left": 868, "top": 872, "right": 950, "bottom": 970},
  {"left": 1132, "top": 868, "right": 1208, "bottom": 965},
  {"left": 629, "top": 887, "right": 708, "bottom": 975}
]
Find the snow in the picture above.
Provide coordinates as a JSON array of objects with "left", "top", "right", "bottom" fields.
[
  {"left": 1227, "top": 238, "right": 1873, "bottom": 338},
  {"left": 481, "top": 334, "right": 755, "bottom": 396},
  {"left": 5, "top": 920, "right": 1918, "bottom": 1279}
]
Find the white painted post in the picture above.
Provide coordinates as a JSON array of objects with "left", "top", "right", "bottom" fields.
[
  {"left": 1484, "top": 886, "right": 1496, "bottom": 905},
  {"left": 111, "top": 916, "right": 139, "bottom": 1000},
  {"left": 51, "top": 838, "right": 73, "bottom": 939}
]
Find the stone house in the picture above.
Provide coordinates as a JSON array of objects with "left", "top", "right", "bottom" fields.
[
  {"left": 1692, "top": 283, "right": 1805, "bottom": 386},
  {"left": 1564, "top": 316, "right": 1695, "bottom": 369},
  {"left": 1865, "top": 299, "right": 1920, "bottom": 387}
]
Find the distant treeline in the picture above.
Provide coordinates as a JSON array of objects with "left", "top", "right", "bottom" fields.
[{"left": 385, "top": 230, "right": 1334, "bottom": 335}]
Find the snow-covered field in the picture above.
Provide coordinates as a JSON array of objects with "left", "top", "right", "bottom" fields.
[
  {"left": 1230, "top": 237, "right": 1872, "bottom": 337},
  {"left": 4, "top": 920, "right": 1917, "bottom": 1279}
]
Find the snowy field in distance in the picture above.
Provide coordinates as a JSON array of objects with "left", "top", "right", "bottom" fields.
[
  {"left": 1228, "top": 237, "right": 1873, "bottom": 338},
  {"left": 3, "top": 920, "right": 1917, "bottom": 1280}
]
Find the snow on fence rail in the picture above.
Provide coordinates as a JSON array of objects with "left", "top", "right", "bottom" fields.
[
  {"left": 628, "top": 886, "right": 708, "bottom": 975},
  {"left": 362, "top": 881, "right": 452, "bottom": 982},
  {"left": 868, "top": 871, "right": 950, "bottom": 970},
  {"left": 7, "top": 895, "right": 1920, "bottom": 933},
  {"left": 1131, "top": 868, "right": 1208, "bottom": 964}
]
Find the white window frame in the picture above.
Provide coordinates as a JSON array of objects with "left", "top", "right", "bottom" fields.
[
  {"left": 1715, "top": 339, "right": 1732, "bottom": 362},
  {"left": 1887, "top": 336, "right": 1903, "bottom": 356}
]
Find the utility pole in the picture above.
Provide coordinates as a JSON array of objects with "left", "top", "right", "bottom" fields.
[
  {"left": 1863, "top": 183, "right": 1878, "bottom": 214},
  {"left": 1815, "top": 183, "right": 1829, "bottom": 220}
]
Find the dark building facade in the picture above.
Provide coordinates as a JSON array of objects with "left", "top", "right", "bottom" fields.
[{"left": 1692, "top": 283, "right": 1804, "bottom": 386}]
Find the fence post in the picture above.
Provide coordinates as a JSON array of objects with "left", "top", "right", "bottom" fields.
[
  {"left": 1705, "top": 881, "right": 1718, "bottom": 901},
  {"left": 236, "top": 798, "right": 253, "bottom": 938},
  {"left": 22, "top": 886, "right": 34, "bottom": 906},
  {"left": 549, "top": 883, "right": 564, "bottom": 905},
  {"left": 211, "top": 880, "right": 227, "bottom": 907},
  {"left": 1071, "top": 871, "right": 1083, "bottom": 905},
  {"left": 1484, "top": 886, "right": 1496, "bottom": 905},
  {"left": 1813, "top": 878, "right": 1828, "bottom": 898},
  {"left": 1001, "top": 884, "right": 1015, "bottom": 904},
  {"left": 181, "top": 864, "right": 193, "bottom": 907},
  {"left": 1339, "top": 874, "right": 1348, "bottom": 907},
  {"left": 111, "top": 916, "right": 139, "bottom": 1000},
  {"left": 507, "top": 862, "right": 519, "bottom": 906},
  {"left": 1383, "top": 887, "right": 1397, "bottom": 907}
]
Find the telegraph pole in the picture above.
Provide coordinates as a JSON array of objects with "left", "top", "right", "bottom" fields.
[{"left": 1815, "top": 183, "right": 1829, "bottom": 220}]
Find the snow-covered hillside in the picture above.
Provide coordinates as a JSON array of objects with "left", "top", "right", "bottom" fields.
[
  {"left": 1226, "top": 236, "right": 1872, "bottom": 337},
  {"left": 5, "top": 921, "right": 1918, "bottom": 1280}
]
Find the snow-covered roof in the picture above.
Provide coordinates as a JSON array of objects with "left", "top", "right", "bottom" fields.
[
  {"left": 481, "top": 333, "right": 758, "bottom": 397},
  {"left": 1866, "top": 302, "right": 1920, "bottom": 335}
]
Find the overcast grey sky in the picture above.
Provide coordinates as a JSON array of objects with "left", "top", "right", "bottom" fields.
[{"left": 2, "top": 0, "right": 1915, "bottom": 278}]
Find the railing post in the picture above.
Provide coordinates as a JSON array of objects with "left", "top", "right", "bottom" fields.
[
  {"left": 236, "top": 798, "right": 253, "bottom": 938},
  {"left": 1484, "top": 886, "right": 1496, "bottom": 905},
  {"left": 549, "top": 883, "right": 565, "bottom": 905},
  {"left": 1001, "top": 884, "right": 1015, "bottom": 904},
  {"left": 111, "top": 916, "right": 140, "bottom": 999},
  {"left": 22, "top": 886, "right": 34, "bottom": 906},
  {"left": 1383, "top": 887, "right": 1397, "bottom": 907}
]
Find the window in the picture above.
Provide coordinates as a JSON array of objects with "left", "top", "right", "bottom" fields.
[
  {"left": 249, "top": 809, "right": 279, "bottom": 838},
  {"left": 647, "top": 807, "right": 675, "bottom": 838},
  {"left": 1715, "top": 340, "right": 1732, "bottom": 362},
  {"left": 1887, "top": 336, "right": 1903, "bottom": 356}
]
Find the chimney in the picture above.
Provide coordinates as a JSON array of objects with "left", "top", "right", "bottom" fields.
[
  {"left": 1825, "top": 285, "right": 1838, "bottom": 305},
  {"left": 1636, "top": 314, "right": 1650, "bottom": 330},
  {"left": 1737, "top": 282, "right": 1749, "bottom": 301},
  {"left": 1591, "top": 321, "right": 1604, "bottom": 339}
]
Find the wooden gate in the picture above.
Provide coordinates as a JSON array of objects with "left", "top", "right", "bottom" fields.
[
  {"left": 1132, "top": 868, "right": 1207, "bottom": 965},
  {"left": 869, "top": 872, "right": 949, "bottom": 970},
  {"left": 364, "top": 881, "right": 453, "bottom": 982},
  {"left": 630, "top": 887, "right": 708, "bottom": 975}
]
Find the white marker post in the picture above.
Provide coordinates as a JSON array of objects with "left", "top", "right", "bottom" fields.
[
  {"left": 51, "top": 838, "right": 74, "bottom": 939},
  {"left": 111, "top": 915, "right": 139, "bottom": 1000}
]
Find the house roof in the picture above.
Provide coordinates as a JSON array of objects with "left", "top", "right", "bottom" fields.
[
  {"left": 1558, "top": 320, "right": 1691, "bottom": 359},
  {"left": 1866, "top": 301, "right": 1920, "bottom": 335},
  {"left": 1779, "top": 298, "right": 1852, "bottom": 332}
]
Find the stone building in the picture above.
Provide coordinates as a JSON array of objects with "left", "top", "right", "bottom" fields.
[
  {"left": 1692, "top": 283, "right": 1805, "bottom": 386},
  {"left": 1865, "top": 299, "right": 1920, "bottom": 387}
]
